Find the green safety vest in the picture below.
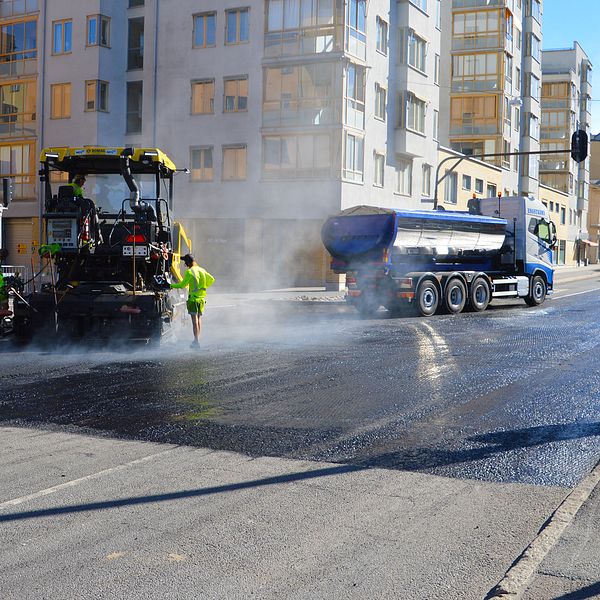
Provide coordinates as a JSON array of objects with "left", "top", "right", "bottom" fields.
[
  {"left": 0, "top": 273, "right": 7, "bottom": 302},
  {"left": 170, "top": 265, "right": 215, "bottom": 300},
  {"left": 68, "top": 182, "right": 84, "bottom": 198}
]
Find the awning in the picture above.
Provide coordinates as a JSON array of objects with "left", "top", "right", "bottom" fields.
[{"left": 581, "top": 240, "right": 599, "bottom": 247}]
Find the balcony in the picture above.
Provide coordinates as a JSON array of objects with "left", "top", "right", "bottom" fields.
[
  {"left": 395, "top": 127, "right": 428, "bottom": 158},
  {"left": 577, "top": 196, "right": 588, "bottom": 212},
  {"left": 0, "top": 114, "right": 36, "bottom": 139},
  {"left": 0, "top": 58, "right": 37, "bottom": 79},
  {"left": 453, "top": 0, "right": 507, "bottom": 7},
  {"left": 0, "top": 0, "right": 39, "bottom": 18}
]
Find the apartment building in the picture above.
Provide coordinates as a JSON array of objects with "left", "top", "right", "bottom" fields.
[
  {"left": 540, "top": 44, "right": 592, "bottom": 265},
  {"left": 0, "top": 0, "right": 39, "bottom": 267},
  {"left": 439, "top": 0, "right": 542, "bottom": 199}
]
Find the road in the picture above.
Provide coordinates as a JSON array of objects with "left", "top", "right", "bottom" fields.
[{"left": 0, "top": 275, "right": 599, "bottom": 599}]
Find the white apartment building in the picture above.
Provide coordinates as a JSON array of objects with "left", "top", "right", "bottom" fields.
[{"left": 541, "top": 43, "right": 592, "bottom": 264}]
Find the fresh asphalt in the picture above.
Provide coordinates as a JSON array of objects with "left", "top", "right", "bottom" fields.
[{"left": 0, "top": 267, "right": 599, "bottom": 599}]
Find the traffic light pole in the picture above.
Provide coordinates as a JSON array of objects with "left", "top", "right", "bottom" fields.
[{"left": 433, "top": 148, "right": 584, "bottom": 210}]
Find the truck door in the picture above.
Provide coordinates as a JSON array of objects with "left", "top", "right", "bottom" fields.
[{"left": 526, "top": 217, "right": 555, "bottom": 268}]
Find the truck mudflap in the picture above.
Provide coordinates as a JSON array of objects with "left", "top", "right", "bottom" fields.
[{"left": 13, "top": 286, "right": 184, "bottom": 345}]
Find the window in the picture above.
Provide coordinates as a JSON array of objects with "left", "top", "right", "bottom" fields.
[
  {"left": 193, "top": 12, "right": 216, "bottom": 48},
  {"left": 560, "top": 207, "right": 566, "bottom": 225},
  {"left": 452, "top": 52, "right": 498, "bottom": 93},
  {"left": 406, "top": 93, "right": 425, "bottom": 134},
  {"left": 409, "top": 0, "right": 427, "bottom": 11},
  {"left": 128, "top": 17, "right": 144, "bottom": 69},
  {"left": 422, "top": 164, "right": 432, "bottom": 196},
  {"left": 222, "top": 145, "right": 247, "bottom": 180},
  {"left": 525, "top": 112, "right": 539, "bottom": 140},
  {"left": 87, "top": 15, "right": 110, "bottom": 47},
  {"left": 527, "top": 0, "right": 541, "bottom": 22},
  {"left": 126, "top": 81, "right": 143, "bottom": 133},
  {"left": 433, "top": 109, "right": 438, "bottom": 140},
  {"left": 475, "top": 178, "right": 484, "bottom": 194},
  {"left": 224, "top": 77, "right": 248, "bottom": 112},
  {"left": 263, "top": 134, "right": 332, "bottom": 179},
  {"left": 85, "top": 80, "right": 108, "bottom": 112},
  {"left": 375, "top": 84, "right": 386, "bottom": 121},
  {"left": 444, "top": 171, "right": 458, "bottom": 204},
  {"left": 129, "top": 0, "right": 144, "bottom": 6},
  {"left": 345, "top": 63, "right": 365, "bottom": 129},
  {"left": 226, "top": 8, "right": 249, "bottom": 45},
  {"left": 192, "top": 80, "right": 215, "bottom": 114},
  {"left": 434, "top": 54, "right": 440, "bottom": 85},
  {"left": 344, "top": 132, "right": 364, "bottom": 182},
  {"left": 514, "top": 107, "right": 520, "bottom": 131},
  {"left": 191, "top": 147, "right": 213, "bottom": 181},
  {"left": 0, "top": 19, "right": 36, "bottom": 70},
  {"left": 526, "top": 73, "right": 540, "bottom": 101},
  {"left": 53, "top": 19, "right": 72, "bottom": 55},
  {"left": 487, "top": 183, "right": 497, "bottom": 197},
  {"left": 0, "top": 80, "right": 36, "bottom": 135},
  {"left": 374, "top": 153, "right": 385, "bottom": 187},
  {"left": 51, "top": 83, "right": 71, "bottom": 119},
  {"left": 376, "top": 17, "right": 388, "bottom": 55},
  {"left": 346, "top": 0, "right": 367, "bottom": 60},
  {"left": 515, "top": 67, "right": 521, "bottom": 92},
  {"left": 435, "top": 0, "right": 441, "bottom": 29},
  {"left": 462, "top": 174, "right": 472, "bottom": 190},
  {"left": 396, "top": 159, "right": 412, "bottom": 196},
  {"left": 407, "top": 30, "right": 426, "bottom": 72},
  {"left": 526, "top": 33, "right": 540, "bottom": 62},
  {"left": 515, "top": 28, "right": 521, "bottom": 50}
]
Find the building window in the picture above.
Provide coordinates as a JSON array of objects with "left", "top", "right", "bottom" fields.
[
  {"left": 409, "top": 0, "right": 428, "bottom": 11},
  {"left": 53, "top": 19, "right": 72, "bottom": 55},
  {"left": 407, "top": 30, "right": 426, "bottom": 72},
  {"left": 560, "top": 206, "right": 566, "bottom": 225},
  {"left": 396, "top": 159, "right": 412, "bottom": 196},
  {"left": 0, "top": 19, "right": 37, "bottom": 67},
  {"left": 193, "top": 12, "right": 216, "bottom": 48},
  {"left": 475, "top": 178, "right": 484, "bottom": 194},
  {"left": 515, "top": 67, "right": 521, "bottom": 92},
  {"left": 127, "top": 17, "right": 144, "bottom": 69},
  {"left": 375, "top": 84, "right": 386, "bottom": 121},
  {"left": 444, "top": 171, "right": 458, "bottom": 204},
  {"left": 526, "top": 33, "right": 540, "bottom": 62},
  {"left": 224, "top": 77, "right": 248, "bottom": 112},
  {"left": 263, "top": 134, "right": 331, "bottom": 179},
  {"left": 225, "top": 8, "right": 249, "bottom": 45},
  {"left": 525, "top": 112, "right": 539, "bottom": 140},
  {"left": 406, "top": 93, "right": 425, "bottom": 134},
  {"left": 87, "top": 15, "right": 110, "bottom": 47},
  {"left": 0, "top": 141, "right": 35, "bottom": 200},
  {"left": 434, "top": 54, "right": 440, "bottom": 85},
  {"left": 344, "top": 132, "right": 364, "bottom": 182},
  {"left": 462, "top": 174, "right": 471, "bottom": 190},
  {"left": 433, "top": 109, "right": 439, "bottom": 140},
  {"left": 487, "top": 183, "right": 497, "bottom": 197},
  {"left": 436, "top": 0, "right": 441, "bottom": 28},
  {"left": 0, "top": 81, "right": 36, "bottom": 136},
  {"left": 51, "top": 83, "right": 71, "bottom": 119},
  {"left": 191, "top": 147, "right": 214, "bottom": 181},
  {"left": 527, "top": 0, "right": 541, "bottom": 22},
  {"left": 222, "top": 145, "right": 247, "bottom": 180},
  {"left": 526, "top": 73, "right": 540, "bottom": 101},
  {"left": 346, "top": 0, "right": 367, "bottom": 60},
  {"left": 191, "top": 80, "right": 214, "bottom": 114},
  {"left": 452, "top": 53, "right": 498, "bottom": 93},
  {"left": 345, "top": 63, "right": 365, "bottom": 129},
  {"left": 374, "top": 153, "right": 384, "bottom": 187},
  {"left": 514, "top": 107, "right": 520, "bottom": 131},
  {"left": 129, "top": 0, "right": 144, "bottom": 6},
  {"left": 376, "top": 17, "right": 388, "bottom": 55},
  {"left": 422, "top": 164, "right": 431, "bottom": 196},
  {"left": 126, "top": 81, "right": 143, "bottom": 133},
  {"left": 85, "top": 80, "right": 108, "bottom": 112}
]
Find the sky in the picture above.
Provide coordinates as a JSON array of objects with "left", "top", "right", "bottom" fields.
[{"left": 542, "top": 0, "right": 600, "bottom": 133}]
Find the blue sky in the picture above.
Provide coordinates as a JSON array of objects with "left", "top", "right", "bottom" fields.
[{"left": 543, "top": 0, "right": 600, "bottom": 132}]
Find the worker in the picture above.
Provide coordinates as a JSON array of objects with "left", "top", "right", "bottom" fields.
[
  {"left": 170, "top": 254, "right": 215, "bottom": 348},
  {"left": 68, "top": 174, "right": 86, "bottom": 198},
  {"left": 0, "top": 270, "right": 7, "bottom": 313}
]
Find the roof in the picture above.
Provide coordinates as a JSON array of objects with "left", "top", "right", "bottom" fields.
[{"left": 39, "top": 147, "right": 177, "bottom": 174}]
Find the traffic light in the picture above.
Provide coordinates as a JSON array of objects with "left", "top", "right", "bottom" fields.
[
  {"left": 571, "top": 130, "right": 588, "bottom": 163},
  {"left": 2, "top": 177, "right": 12, "bottom": 207}
]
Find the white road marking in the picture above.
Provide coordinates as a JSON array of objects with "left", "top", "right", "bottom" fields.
[
  {"left": 551, "top": 287, "right": 600, "bottom": 300},
  {"left": 0, "top": 448, "right": 177, "bottom": 510}
]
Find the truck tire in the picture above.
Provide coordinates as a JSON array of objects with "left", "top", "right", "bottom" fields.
[
  {"left": 525, "top": 275, "right": 547, "bottom": 307},
  {"left": 444, "top": 278, "right": 467, "bottom": 314},
  {"left": 416, "top": 280, "right": 439, "bottom": 317},
  {"left": 469, "top": 277, "right": 491, "bottom": 312}
]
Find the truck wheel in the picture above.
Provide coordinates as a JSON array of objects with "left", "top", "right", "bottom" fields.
[
  {"left": 469, "top": 278, "right": 491, "bottom": 312},
  {"left": 525, "top": 275, "right": 547, "bottom": 307},
  {"left": 444, "top": 278, "right": 467, "bottom": 314},
  {"left": 416, "top": 280, "right": 439, "bottom": 317}
]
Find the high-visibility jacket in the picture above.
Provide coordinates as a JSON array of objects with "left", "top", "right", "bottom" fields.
[
  {"left": 0, "top": 273, "right": 7, "bottom": 303},
  {"left": 170, "top": 265, "right": 215, "bottom": 300},
  {"left": 68, "top": 182, "right": 84, "bottom": 198}
]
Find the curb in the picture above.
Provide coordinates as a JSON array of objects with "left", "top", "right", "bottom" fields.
[{"left": 486, "top": 459, "right": 600, "bottom": 599}]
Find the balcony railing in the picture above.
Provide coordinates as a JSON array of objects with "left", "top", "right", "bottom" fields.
[
  {"left": 0, "top": 0, "right": 39, "bottom": 18},
  {"left": 0, "top": 58, "right": 37, "bottom": 79},
  {"left": 453, "top": 0, "right": 506, "bottom": 8}
]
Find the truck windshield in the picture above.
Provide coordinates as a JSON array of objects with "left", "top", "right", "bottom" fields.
[{"left": 83, "top": 174, "right": 160, "bottom": 213}]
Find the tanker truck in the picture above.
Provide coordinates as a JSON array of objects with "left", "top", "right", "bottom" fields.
[{"left": 321, "top": 196, "right": 556, "bottom": 317}]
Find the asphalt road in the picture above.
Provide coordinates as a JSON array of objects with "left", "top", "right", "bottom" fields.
[{"left": 1, "top": 276, "right": 599, "bottom": 599}]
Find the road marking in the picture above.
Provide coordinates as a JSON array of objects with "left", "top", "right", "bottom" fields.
[
  {"left": 0, "top": 448, "right": 177, "bottom": 510},
  {"left": 551, "top": 287, "right": 600, "bottom": 300},
  {"left": 487, "top": 459, "right": 600, "bottom": 599}
]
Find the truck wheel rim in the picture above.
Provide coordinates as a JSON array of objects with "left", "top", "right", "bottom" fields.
[
  {"left": 534, "top": 281, "right": 545, "bottom": 300},
  {"left": 422, "top": 288, "right": 436, "bottom": 309},
  {"left": 449, "top": 286, "right": 463, "bottom": 308},
  {"left": 475, "top": 284, "right": 488, "bottom": 306}
]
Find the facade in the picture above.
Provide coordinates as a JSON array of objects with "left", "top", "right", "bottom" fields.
[
  {"left": 540, "top": 44, "right": 592, "bottom": 265},
  {"left": 439, "top": 0, "right": 543, "bottom": 198}
]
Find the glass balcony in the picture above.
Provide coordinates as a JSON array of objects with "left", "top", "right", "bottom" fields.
[
  {"left": 0, "top": 0, "right": 39, "bottom": 18},
  {"left": 453, "top": 0, "right": 506, "bottom": 7}
]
